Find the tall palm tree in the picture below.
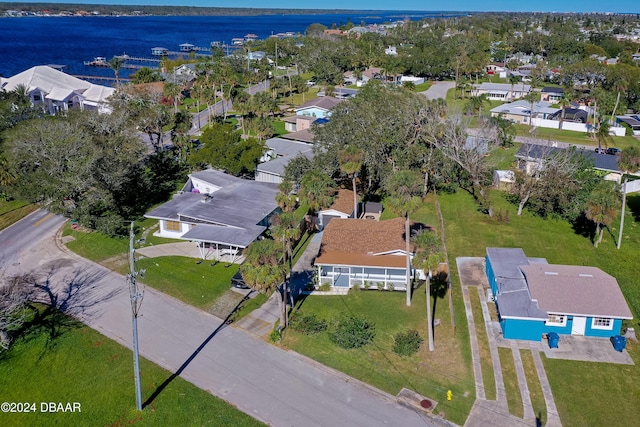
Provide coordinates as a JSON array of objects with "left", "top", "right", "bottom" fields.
[
  {"left": 109, "top": 56, "right": 125, "bottom": 87},
  {"left": 595, "top": 120, "right": 613, "bottom": 152},
  {"left": 299, "top": 170, "right": 336, "bottom": 214},
  {"left": 557, "top": 91, "right": 571, "bottom": 130},
  {"left": 385, "top": 170, "right": 422, "bottom": 307},
  {"left": 523, "top": 91, "right": 540, "bottom": 126},
  {"left": 585, "top": 181, "right": 620, "bottom": 248},
  {"left": 616, "top": 146, "right": 640, "bottom": 249},
  {"left": 338, "top": 145, "right": 363, "bottom": 218},
  {"left": 412, "top": 229, "right": 445, "bottom": 351},
  {"left": 163, "top": 82, "right": 181, "bottom": 113}
]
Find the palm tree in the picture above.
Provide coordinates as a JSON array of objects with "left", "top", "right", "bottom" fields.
[
  {"left": 523, "top": 91, "right": 540, "bottom": 126},
  {"left": 109, "top": 56, "right": 125, "bottom": 87},
  {"left": 240, "top": 239, "right": 288, "bottom": 326},
  {"left": 299, "top": 170, "right": 336, "bottom": 214},
  {"left": 275, "top": 180, "right": 296, "bottom": 213},
  {"left": 412, "top": 229, "right": 445, "bottom": 351},
  {"left": 385, "top": 170, "right": 422, "bottom": 307},
  {"left": 595, "top": 120, "right": 613, "bottom": 152},
  {"left": 585, "top": 181, "right": 621, "bottom": 248},
  {"left": 557, "top": 91, "right": 571, "bottom": 130},
  {"left": 338, "top": 145, "right": 363, "bottom": 218},
  {"left": 271, "top": 212, "right": 301, "bottom": 271},
  {"left": 616, "top": 146, "right": 640, "bottom": 249},
  {"left": 465, "top": 94, "right": 488, "bottom": 118},
  {"left": 163, "top": 82, "right": 181, "bottom": 113}
]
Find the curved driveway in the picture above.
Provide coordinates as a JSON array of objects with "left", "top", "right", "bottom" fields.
[{"left": 1, "top": 210, "right": 447, "bottom": 427}]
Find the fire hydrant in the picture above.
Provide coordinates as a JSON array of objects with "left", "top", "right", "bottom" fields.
[{"left": 447, "top": 390, "right": 453, "bottom": 401}]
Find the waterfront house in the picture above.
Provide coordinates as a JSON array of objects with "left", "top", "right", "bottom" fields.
[
  {"left": 486, "top": 248, "right": 633, "bottom": 341},
  {"left": 0, "top": 65, "right": 115, "bottom": 114},
  {"left": 151, "top": 47, "right": 168, "bottom": 56},
  {"left": 315, "top": 217, "right": 424, "bottom": 291},
  {"left": 144, "top": 169, "right": 279, "bottom": 261}
]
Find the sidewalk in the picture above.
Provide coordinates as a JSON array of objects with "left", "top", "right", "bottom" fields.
[
  {"left": 4, "top": 222, "right": 444, "bottom": 427},
  {"left": 457, "top": 257, "right": 562, "bottom": 427}
]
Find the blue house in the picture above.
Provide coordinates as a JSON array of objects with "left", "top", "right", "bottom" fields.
[{"left": 486, "top": 248, "right": 633, "bottom": 342}]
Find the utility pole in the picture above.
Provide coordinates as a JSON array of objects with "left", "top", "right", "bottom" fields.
[{"left": 127, "top": 222, "right": 144, "bottom": 411}]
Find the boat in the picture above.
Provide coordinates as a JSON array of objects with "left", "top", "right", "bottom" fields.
[{"left": 83, "top": 57, "right": 109, "bottom": 67}]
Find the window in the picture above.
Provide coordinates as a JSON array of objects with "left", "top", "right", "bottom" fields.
[
  {"left": 591, "top": 317, "right": 613, "bottom": 330},
  {"left": 165, "top": 220, "right": 180, "bottom": 231},
  {"left": 546, "top": 314, "right": 566, "bottom": 327}
]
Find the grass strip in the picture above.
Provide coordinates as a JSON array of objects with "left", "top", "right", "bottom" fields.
[
  {"left": 498, "top": 347, "right": 523, "bottom": 418},
  {"left": 520, "top": 349, "right": 546, "bottom": 425},
  {"left": 468, "top": 289, "right": 497, "bottom": 401}
]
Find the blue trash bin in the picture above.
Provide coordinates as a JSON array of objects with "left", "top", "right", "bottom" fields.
[
  {"left": 547, "top": 332, "right": 559, "bottom": 349},
  {"left": 611, "top": 335, "right": 627, "bottom": 352}
]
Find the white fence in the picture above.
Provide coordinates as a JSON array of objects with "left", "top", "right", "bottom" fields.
[
  {"left": 531, "top": 118, "right": 626, "bottom": 136},
  {"left": 623, "top": 180, "right": 640, "bottom": 194}
]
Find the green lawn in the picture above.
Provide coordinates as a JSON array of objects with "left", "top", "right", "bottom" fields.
[
  {"left": 282, "top": 195, "right": 475, "bottom": 426},
  {"left": 63, "top": 226, "right": 130, "bottom": 263},
  {"left": 437, "top": 189, "right": 640, "bottom": 426},
  {"left": 498, "top": 347, "right": 523, "bottom": 418},
  {"left": 0, "top": 200, "right": 37, "bottom": 230},
  {"left": 413, "top": 81, "right": 432, "bottom": 92},
  {"left": 129, "top": 256, "right": 240, "bottom": 310},
  {"left": 521, "top": 349, "right": 546, "bottom": 425},
  {"left": 272, "top": 119, "right": 288, "bottom": 136},
  {"left": 0, "top": 313, "right": 263, "bottom": 427}
]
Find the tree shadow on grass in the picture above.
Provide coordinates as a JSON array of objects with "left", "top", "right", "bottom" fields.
[
  {"left": 142, "top": 291, "right": 253, "bottom": 409},
  {"left": 1, "top": 264, "right": 119, "bottom": 358},
  {"left": 571, "top": 213, "right": 595, "bottom": 242}
]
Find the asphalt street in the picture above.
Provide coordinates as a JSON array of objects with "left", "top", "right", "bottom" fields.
[{"left": 1, "top": 211, "right": 444, "bottom": 427}]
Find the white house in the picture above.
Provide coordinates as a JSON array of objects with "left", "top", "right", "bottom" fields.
[
  {"left": 145, "top": 169, "right": 279, "bottom": 261},
  {"left": 472, "top": 82, "right": 531, "bottom": 101},
  {"left": 0, "top": 65, "right": 115, "bottom": 114}
]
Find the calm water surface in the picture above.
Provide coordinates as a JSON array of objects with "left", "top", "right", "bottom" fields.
[{"left": 0, "top": 12, "right": 455, "bottom": 79}]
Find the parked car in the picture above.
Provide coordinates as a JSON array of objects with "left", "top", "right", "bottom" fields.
[
  {"left": 595, "top": 147, "right": 606, "bottom": 154},
  {"left": 606, "top": 147, "right": 622, "bottom": 155},
  {"left": 231, "top": 271, "right": 250, "bottom": 289}
]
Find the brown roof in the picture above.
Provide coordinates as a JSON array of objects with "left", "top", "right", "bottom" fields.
[
  {"left": 521, "top": 264, "right": 633, "bottom": 319},
  {"left": 328, "top": 189, "right": 356, "bottom": 215},
  {"left": 315, "top": 252, "right": 407, "bottom": 268},
  {"left": 296, "top": 96, "right": 342, "bottom": 111},
  {"left": 280, "top": 128, "right": 314, "bottom": 143}
]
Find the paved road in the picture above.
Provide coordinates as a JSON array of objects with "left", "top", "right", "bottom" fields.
[{"left": 1, "top": 212, "right": 444, "bottom": 427}]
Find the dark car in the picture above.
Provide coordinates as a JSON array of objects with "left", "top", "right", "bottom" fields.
[
  {"left": 231, "top": 271, "right": 250, "bottom": 289},
  {"left": 606, "top": 147, "right": 622, "bottom": 155}
]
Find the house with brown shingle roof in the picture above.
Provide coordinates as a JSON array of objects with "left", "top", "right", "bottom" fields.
[
  {"left": 486, "top": 248, "right": 633, "bottom": 342},
  {"left": 315, "top": 217, "right": 426, "bottom": 291},
  {"left": 317, "top": 189, "right": 357, "bottom": 230}
]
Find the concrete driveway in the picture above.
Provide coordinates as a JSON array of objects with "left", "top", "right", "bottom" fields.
[
  {"left": 421, "top": 81, "right": 455, "bottom": 100},
  {"left": 2, "top": 214, "right": 445, "bottom": 427}
]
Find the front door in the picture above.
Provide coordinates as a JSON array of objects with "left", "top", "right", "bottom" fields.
[{"left": 571, "top": 317, "right": 586, "bottom": 335}]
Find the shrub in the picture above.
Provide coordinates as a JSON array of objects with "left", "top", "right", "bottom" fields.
[
  {"left": 387, "top": 283, "right": 395, "bottom": 292},
  {"left": 269, "top": 326, "right": 282, "bottom": 343},
  {"left": 290, "top": 314, "right": 327, "bottom": 335},
  {"left": 318, "top": 282, "right": 331, "bottom": 291},
  {"left": 376, "top": 282, "right": 384, "bottom": 291},
  {"left": 349, "top": 284, "right": 361, "bottom": 294},
  {"left": 393, "top": 330, "right": 423, "bottom": 356},
  {"left": 329, "top": 315, "right": 376, "bottom": 349}
]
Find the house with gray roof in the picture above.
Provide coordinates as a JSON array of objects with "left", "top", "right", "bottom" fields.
[
  {"left": 486, "top": 248, "right": 632, "bottom": 341},
  {"left": 145, "top": 169, "right": 279, "bottom": 261},
  {"left": 490, "top": 100, "right": 559, "bottom": 124},
  {"left": 255, "top": 138, "right": 314, "bottom": 184}
]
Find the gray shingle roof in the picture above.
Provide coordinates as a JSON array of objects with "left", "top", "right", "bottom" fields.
[
  {"left": 522, "top": 264, "right": 633, "bottom": 319},
  {"left": 145, "top": 170, "right": 279, "bottom": 248}
]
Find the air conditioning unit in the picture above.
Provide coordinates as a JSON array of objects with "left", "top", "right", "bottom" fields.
[{"left": 487, "top": 288, "right": 495, "bottom": 303}]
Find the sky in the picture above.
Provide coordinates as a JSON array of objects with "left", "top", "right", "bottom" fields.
[{"left": 2, "top": 1, "right": 638, "bottom": 14}]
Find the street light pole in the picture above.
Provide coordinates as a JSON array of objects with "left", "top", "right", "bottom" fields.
[{"left": 127, "top": 222, "right": 144, "bottom": 411}]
